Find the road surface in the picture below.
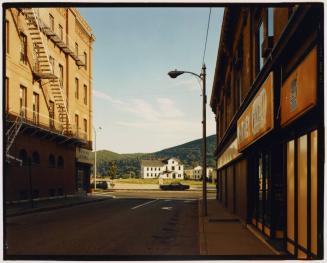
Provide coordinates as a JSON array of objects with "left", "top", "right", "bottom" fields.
[{"left": 5, "top": 193, "right": 200, "bottom": 256}]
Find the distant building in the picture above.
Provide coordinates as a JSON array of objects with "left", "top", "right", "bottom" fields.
[
  {"left": 193, "top": 166, "right": 202, "bottom": 180},
  {"left": 184, "top": 169, "right": 194, "bottom": 180},
  {"left": 190, "top": 166, "right": 214, "bottom": 181},
  {"left": 140, "top": 158, "right": 184, "bottom": 179}
]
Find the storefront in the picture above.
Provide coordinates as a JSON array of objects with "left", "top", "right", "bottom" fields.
[
  {"left": 280, "top": 46, "right": 323, "bottom": 259},
  {"left": 217, "top": 139, "right": 248, "bottom": 221},
  {"left": 237, "top": 72, "right": 284, "bottom": 239},
  {"left": 76, "top": 147, "right": 94, "bottom": 193}
]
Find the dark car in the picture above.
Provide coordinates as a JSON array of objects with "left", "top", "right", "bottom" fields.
[
  {"left": 160, "top": 182, "right": 190, "bottom": 191},
  {"left": 90, "top": 181, "right": 108, "bottom": 190}
]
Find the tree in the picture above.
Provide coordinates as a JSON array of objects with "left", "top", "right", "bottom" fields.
[{"left": 107, "top": 161, "right": 117, "bottom": 179}]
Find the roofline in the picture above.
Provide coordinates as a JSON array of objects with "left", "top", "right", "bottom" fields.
[
  {"left": 70, "top": 8, "right": 96, "bottom": 41},
  {"left": 210, "top": 7, "right": 229, "bottom": 112}
]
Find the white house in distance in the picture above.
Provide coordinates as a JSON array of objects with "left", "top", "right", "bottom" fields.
[
  {"left": 140, "top": 158, "right": 184, "bottom": 179},
  {"left": 190, "top": 166, "right": 215, "bottom": 181},
  {"left": 184, "top": 169, "right": 194, "bottom": 180}
]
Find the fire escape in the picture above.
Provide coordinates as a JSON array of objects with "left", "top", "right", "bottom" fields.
[
  {"left": 5, "top": 8, "right": 88, "bottom": 162},
  {"left": 22, "top": 8, "right": 72, "bottom": 134}
]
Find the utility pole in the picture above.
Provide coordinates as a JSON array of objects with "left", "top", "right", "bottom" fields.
[{"left": 202, "top": 64, "right": 207, "bottom": 216}]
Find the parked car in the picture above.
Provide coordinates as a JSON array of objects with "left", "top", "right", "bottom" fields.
[
  {"left": 160, "top": 182, "right": 190, "bottom": 191},
  {"left": 90, "top": 181, "right": 108, "bottom": 190}
]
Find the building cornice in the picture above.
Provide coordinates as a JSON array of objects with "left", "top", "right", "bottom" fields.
[{"left": 70, "top": 8, "right": 96, "bottom": 41}]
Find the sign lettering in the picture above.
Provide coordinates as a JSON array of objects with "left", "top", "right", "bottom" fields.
[{"left": 237, "top": 72, "right": 274, "bottom": 151}]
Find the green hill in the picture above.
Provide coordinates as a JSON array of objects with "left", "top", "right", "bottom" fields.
[{"left": 95, "top": 134, "right": 216, "bottom": 177}]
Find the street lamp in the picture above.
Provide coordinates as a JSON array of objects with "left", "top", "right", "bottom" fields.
[
  {"left": 93, "top": 126, "right": 102, "bottom": 190},
  {"left": 168, "top": 64, "right": 207, "bottom": 216}
]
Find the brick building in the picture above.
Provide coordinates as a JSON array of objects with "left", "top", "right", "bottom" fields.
[
  {"left": 210, "top": 4, "right": 323, "bottom": 259},
  {"left": 5, "top": 7, "right": 95, "bottom": 201}
]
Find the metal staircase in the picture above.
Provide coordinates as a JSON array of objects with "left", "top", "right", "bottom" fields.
[
  {"left": 6, "top": 114, "right": 23, "bottom": 158},
  {"left": 21, "top": 8, "right": 72, "bottom": 134}
]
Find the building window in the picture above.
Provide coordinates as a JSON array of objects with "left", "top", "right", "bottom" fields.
[
  {"left": 19, "top": 149, "right": 28, "bottom": 165},
  {"left": 6, "top": 77, "right": 9, "bottom": 111},
  {"left": 32, "top": 151, "right": 40, "bottom": 164},
  {"left": 84, "top": 52, "right": 87, "bottom": 70},
  {"left": 267, "top": 8, "right": 274, "bottom": 37},
  {"left": 20, "top": 33, "right": 27, "bottom": 64},
  {"left": 6, "top": 20, "right": 9, "bottom": 54},
  {"left": 49, "top": 154, "right": 55, "bottom": 167},
  {"left": 83, "top": 118, "right": 87, "bottom": 138},
  {"left": 75, "top": 114, "right": 79, "bottom": 135},
  {"left": 49, "top": 56, "right": 55, "bottom": 73},
  {"left": 75, "top": 78, "right": 79, "bottom": 99},
  {"left": 49, "top": 100, "right": 55, "bottom": 128},
  {"left": 83, "top": 84, "right": 87, "bottom": 105},
  {"left": 19, "top": 85, "right": 27, "bottom": 117},
  {"left": 59, "top": 24, "right": 63, "bottom": 40},
  {"left": 57, "top": 156, "right": 64, "bottom": 168},
  {"left": 32, "top": 93, "right": 39, "bottom": 124},
  {"left": 75, "top": 42, "right": 78, "bottom": 55},
  {"left": 172, "top": 166, "right": 175, "bottom": 170},
  {"left": 59, "top": 64, "right": 64, "bottom": 87},
  {"left": 49, "top": 14, "right": 54, "bottom": 31},
  {"left": 257, "top": 20, "right": 264, "bottom": 72}
]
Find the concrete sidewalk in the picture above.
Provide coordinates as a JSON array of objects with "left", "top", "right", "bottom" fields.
[
  {"left": 5, "top": 194, "right": 108, "bottom": 217},
  {"left": 198, "top": 199, "right": 282, "bottom": 258}
]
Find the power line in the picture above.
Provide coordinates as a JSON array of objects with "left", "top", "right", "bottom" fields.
[{"left": 202, "top": 8, "right": 212, "bottom": 65}]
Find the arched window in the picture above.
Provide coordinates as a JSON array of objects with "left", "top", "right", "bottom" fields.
[
  {"left": 57, "top": 156, "right": 64, "bottom": 168},
  {"left": 18, "top": 149, "right": 28, "bottom": 165},
  {"left": 49, "top": 154, "right": 55, "bottom": 167},
  {"left": 32, "top": 151, "right": 40, "bottom": 165}
]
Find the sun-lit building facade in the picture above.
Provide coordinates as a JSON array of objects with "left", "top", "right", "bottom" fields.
[
  {"left": 5, "top": 7, "right": 95, "bottom": 201},
  {"left": 211, "top": 4, "right": 323, "bottom": 259}
]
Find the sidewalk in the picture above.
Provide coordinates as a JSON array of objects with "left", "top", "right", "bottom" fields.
[
  {"left": 5, "top": 194, "right": 108, "bottom": 217},
  {"left": 198, "top": 199, "right": 282, "bottom": 258}
]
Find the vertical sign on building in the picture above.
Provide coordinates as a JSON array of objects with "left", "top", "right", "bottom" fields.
[{"left": 280, "top": 47, "right": 317, "bottom": 127}]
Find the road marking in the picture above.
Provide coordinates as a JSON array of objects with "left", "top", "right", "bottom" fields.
[
  {"left": 161, "top": 206, "right": 173, "bottom": 210},
  {"left": 131, "top": 199, "right": 158, "bottom": 210},
  {"left": 183, "top": 200, "right": 196, "bottom": 203}
]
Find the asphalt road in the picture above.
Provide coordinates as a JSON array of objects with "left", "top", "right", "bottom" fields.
[{"left": 5, "top": 195, "right": 200, "bottom": 257}]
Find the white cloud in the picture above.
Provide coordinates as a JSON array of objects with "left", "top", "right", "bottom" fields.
[
  {"left": 93, "top": 88, "right": 216, "bottom": 152},
  {"left": 93, "top": 89, "right": 124, "bottom": 105},
  {"left": 93, "top": 89, "right": 185, "bottom": 122}
]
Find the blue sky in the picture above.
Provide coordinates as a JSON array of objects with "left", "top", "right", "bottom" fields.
[{"left": 78, "top": 7, "right": 224, "bottom": 153}]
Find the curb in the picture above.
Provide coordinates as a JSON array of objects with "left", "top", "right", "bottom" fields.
[
  {"left": 198, "top": 200, "right": 207, "bottom": 255},
  {"left": 6, "top": 197, "right": 108, "bottom": 218},
  {"left": 107, "top": 189, "right": 216, "bottom": 192}
]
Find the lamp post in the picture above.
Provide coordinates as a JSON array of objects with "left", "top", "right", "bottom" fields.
[
  {"left": 93, "top": 126, "right": 102, "bottom": 190},
  {"left": 168, "top": 64, "right": 207, "bottom": 216}
]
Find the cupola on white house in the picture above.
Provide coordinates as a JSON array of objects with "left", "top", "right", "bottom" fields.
[{"left": 140, "top": 158, "right": 184, "bottom": 179}]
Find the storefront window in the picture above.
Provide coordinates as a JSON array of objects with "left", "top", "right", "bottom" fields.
[
  {"left": 253, "top": 151, "right": 272, "bottom": 232},
  {"left": 286, "top": 129, "right": 319, "bottom": 258}
]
